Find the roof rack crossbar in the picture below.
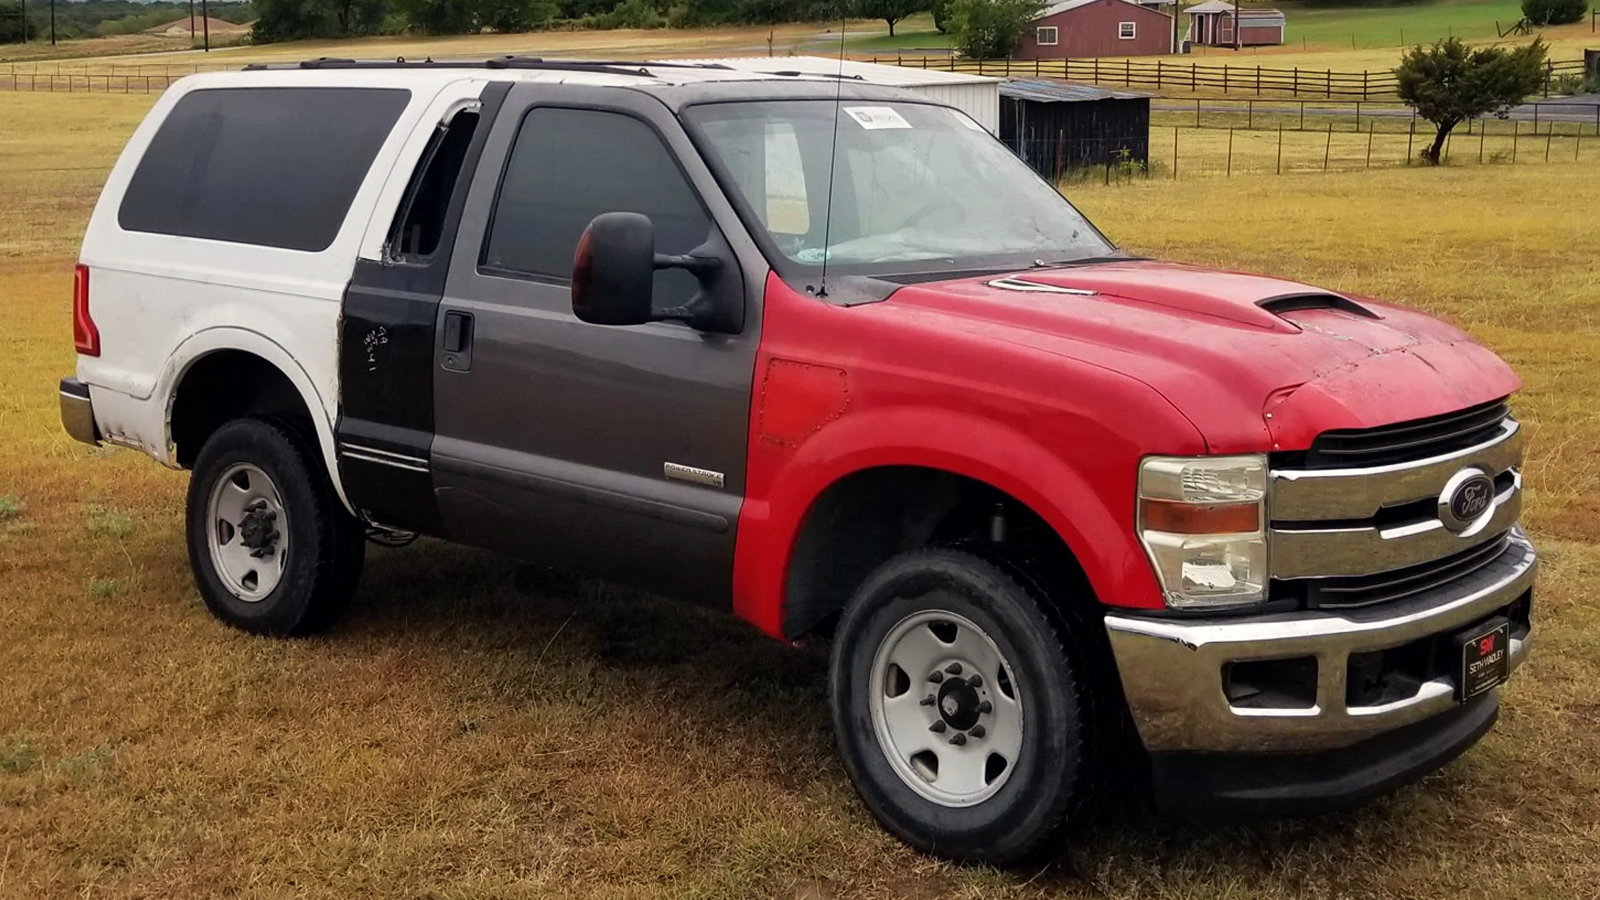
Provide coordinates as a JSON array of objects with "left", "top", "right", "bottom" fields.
[{"left": 240, "top": 56, "right": 733, "bottom": 79}]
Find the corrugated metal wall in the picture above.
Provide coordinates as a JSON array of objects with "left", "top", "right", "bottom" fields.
[{"left": 903, "top": 83, "right": 1001, "bottom": 133}]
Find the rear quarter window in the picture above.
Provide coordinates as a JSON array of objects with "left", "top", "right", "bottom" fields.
[{"left": 118, "top": 87, "right": 411, "bottom": 252}]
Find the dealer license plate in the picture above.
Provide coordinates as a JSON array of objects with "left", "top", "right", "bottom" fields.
[{"left": 1456, "top": 617, "right": 1511, "bottom": 702}]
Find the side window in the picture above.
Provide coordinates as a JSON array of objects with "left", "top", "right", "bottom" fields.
[
  {"left": 119, "top": 87, "right": 410, "bottom": 252},
  {"left": 482, "top": 107, "right": 713, "bottom": 306},
  {"left": 386, "top": 108, "right": 480, "bottom": 261}
]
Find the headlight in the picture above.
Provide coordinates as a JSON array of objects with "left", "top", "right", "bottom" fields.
[{"left": 1138, "top": 455, "right": 1268, "bottom": 609}]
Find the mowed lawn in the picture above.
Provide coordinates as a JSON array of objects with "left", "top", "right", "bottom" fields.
[{"left": 2, "top": 91, "right": 1599, "bottom": 897}]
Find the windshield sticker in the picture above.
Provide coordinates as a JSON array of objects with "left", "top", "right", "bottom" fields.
[{"left": 844, "top": 106, "right": 912, "bottom": 130}]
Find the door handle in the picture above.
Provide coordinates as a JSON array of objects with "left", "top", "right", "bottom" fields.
[{"left": 442, "top": 311, "right": 474, "bottom": 372}]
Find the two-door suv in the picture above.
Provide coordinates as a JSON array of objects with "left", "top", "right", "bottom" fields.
[{"left": 61, "top": 58, "right": 1535, "bottom": 863}]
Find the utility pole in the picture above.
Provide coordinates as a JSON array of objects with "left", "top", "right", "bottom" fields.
[
  {"left": 201, "top": 0, "right": 208, "bottom": 51},
  {"left": 189, "top": 0, "right": 195, "bottom": 42},
  {"left": 1234, "top": 0, "right": 1241, "bottom": 50}
]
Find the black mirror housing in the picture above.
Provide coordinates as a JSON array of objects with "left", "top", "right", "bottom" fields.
[{"left": 572, "top": 212, "right": 656, "bottom": 327}]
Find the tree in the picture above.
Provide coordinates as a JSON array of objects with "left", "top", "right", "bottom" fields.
[
  {"left": 929, "top": 0, "right": 950, "bottom": 32},
  {"left": 479, "top": 0, "right": 560, "bottom": 30},
  {"left": 948, "top": 0, "right": 1040, "bottom": 58},
  {"left": 1521, "top": 0, "right": 1587, "bottom": 25},
  {"left": 855, "top": 0, "right": 924, "bottom": 36},
  {"left": 1395, "top": 37, "right": 1548, "bottom": 165},
  {"left": 0, "top": 0, "right": 34, "bottom": 43}
]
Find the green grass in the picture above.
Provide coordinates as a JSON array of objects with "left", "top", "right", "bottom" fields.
[
  {"left": 847, "top": 13, "right": 952, "bottom": 51},
  {"left": 1276, "top": 0, "right": 1532, "bottom": 51}
]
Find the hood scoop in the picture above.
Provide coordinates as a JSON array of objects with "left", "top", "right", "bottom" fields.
[
  {"left": 1258, "top": 292, "right": 1379, "bottom": 321},
  {"left": 986, "top": 277, "right": 1098, "bottom": 296}
]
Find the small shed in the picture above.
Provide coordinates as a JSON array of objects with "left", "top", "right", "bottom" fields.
[
  {"left": 664, "top": 56, "right": 1002, "bottom": 133},
  {"left": 1014, "top": 0, "right": 1175, "bottom": 59},
  {"left": 998, "top": 80, "right": 1151, "bottom": 178},
  {"left": 1183, "top": 1, "right": 1286, "bottom": 47}
]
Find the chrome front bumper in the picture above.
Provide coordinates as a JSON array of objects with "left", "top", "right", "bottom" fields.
[
  {"left": 1105, "top": 528, "right": 1534, "bottom": 754},
  {"left": 60, "top": 377, "right": 99, "bottom": 445}
]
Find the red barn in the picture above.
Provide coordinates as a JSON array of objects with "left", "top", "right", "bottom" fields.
[{"left": 1013, "top": 0, "right": 1175, "bottom": 60}]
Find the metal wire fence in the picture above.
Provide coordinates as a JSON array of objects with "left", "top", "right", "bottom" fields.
[{"left": 1024, "top": 124, "right": 1599, "bottom": 186}]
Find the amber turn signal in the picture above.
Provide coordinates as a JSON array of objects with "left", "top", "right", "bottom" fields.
[{"left": 1141, "top": 498, "right": 1261, "bottom": 535}]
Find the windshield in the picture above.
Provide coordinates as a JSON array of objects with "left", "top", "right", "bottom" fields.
[{"left": 684, "top": 99, "right": 1115, "bottom": 277}]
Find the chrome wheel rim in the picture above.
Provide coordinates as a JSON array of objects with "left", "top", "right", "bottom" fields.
[
  {"left": 868, "top": 609, "right": 1024, "bottom": 807},
  {"left": 205, "top": 463, "right": 288, "bottom": 602}
]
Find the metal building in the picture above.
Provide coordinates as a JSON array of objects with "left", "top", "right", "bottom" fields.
[{"left": 998, "top": 80, "right": 1151, "bottom": 179}]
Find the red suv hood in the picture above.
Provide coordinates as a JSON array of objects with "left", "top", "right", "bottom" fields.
[{"left": 883, "top": 260, "right": 1520, "bottom": 453}]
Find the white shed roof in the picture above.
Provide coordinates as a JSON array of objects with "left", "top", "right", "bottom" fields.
[
  {"left": 1185, "top": 0, "right": 1283, "bottom": 14},
  {"left": 661, "top": 56, "right": 1001, "bottom": 87}
]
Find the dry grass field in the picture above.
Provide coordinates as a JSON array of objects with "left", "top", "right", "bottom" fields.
[{"left": 2, "top": 90, "right": 1599, "bottom": 898}]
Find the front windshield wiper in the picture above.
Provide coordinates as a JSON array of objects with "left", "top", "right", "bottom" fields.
[
  {"left": 1035, "top": 253, "right": 1144, "bottom": 267},
  {"left": 1032, "top": 254, "right": 1144, "bottom": 268}
]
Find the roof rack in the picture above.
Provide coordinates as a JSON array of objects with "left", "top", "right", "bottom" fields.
[{"left": 241, "top": 56, "right": 733, "bottom": 79}]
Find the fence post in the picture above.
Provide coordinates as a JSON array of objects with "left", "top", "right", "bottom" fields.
[
  {"left": 1366, "top": 122, "right": 1374, "bottom": 168},
  {"left": 1196, "top": 98, "right": 1201, "bottom": 127},
  {"left": 1300, "top": 101, "right": 1305, "bottom": 130},
  {"left": 1533, "top": 104, "right": 1539, "bottom": 134},
  {"left": 1363, "top": 70, "right": 1368, "bottom": 99},
  {"left": 1324, "top": 123, "right": 1333, "bottom": 171},
  {"left": 1277, "top": 125, "right": 1283, "bottom": 174},
  {"left": 1248, "top": 99, "right": 1253, "bottom": 129},
  {"left": 1355, "top": 100, "right": 1361, "bottom": 131},
  {"left": 1578, "top": 130, "right": 1583, "bottom": 162},
  {"left": 1227, "top": 128, "right": 1234, "bottom": 176},
  {"left": 1157, "top": 59, "right": 1162, "bottom": 90},
  {"left": 1512, "top": 120, "right": 1519, "bottom": 163},
  {"left": 1480, "top": 130, "right": 1485, "bottom": 164},
  {"left": 1325, "top": 69, "right": 1332, "bottom": 98},
  {"left": 1223, "top": 64, "right": 1229, "bottom": 94},
  {"left": 1093, "top": 58, "right": 1100, "bottom": 84},
  {"left": 1256, "top": 65, "right": 1261, "bottom": 92},
  {"left": 1173, "top": 127, "right": 1179, "bottom": 179},
  {"left": 1406, "top": 116, "right": 1415, "bottom": 164},
  {"left": 1125, "top": 59, "right": 1131, "bottom": 86},
  {"left": 1546, "top": 131, "right": 1553, "bottom": 162},
  {"left": 1191, "top": 62, "right": 1196, "bottom": 92}
]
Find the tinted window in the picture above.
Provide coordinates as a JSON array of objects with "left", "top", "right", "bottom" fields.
[
  {"left": 119, "top": 87, "right": 410, "bottom": 252},
  {"left": 482, "top": 107, "right": 713, "bottom": 304}
]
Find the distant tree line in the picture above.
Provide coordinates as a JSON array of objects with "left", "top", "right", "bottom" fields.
[
  {"left": 0, "top": 1, "right": 254, "bottom": 44},
  {"left": 250, "top": 0, "right": 871, "bottom": 41}
]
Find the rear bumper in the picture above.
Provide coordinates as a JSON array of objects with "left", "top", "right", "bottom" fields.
[
  {"left": 1104, "top": 528, "right": 1534, "bottom": 755},
  {"left": 59, "top": 377, "right": 99, "bottom": 445}
]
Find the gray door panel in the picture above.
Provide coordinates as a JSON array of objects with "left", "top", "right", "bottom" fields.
[{"left": 432, "top": 85, "right": 765, "bottom": 605}]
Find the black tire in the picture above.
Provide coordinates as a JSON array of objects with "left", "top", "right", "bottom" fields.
[
  {"left": 829, "top": 547, "right": 1097, "bottom": 864},
  {"left": 185, "top": 417, "right": 364, "bottom": 636}
]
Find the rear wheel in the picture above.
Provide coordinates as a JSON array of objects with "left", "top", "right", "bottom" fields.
[
  {"left": 186, "top": 417, "right": 364, "bottom": 636},
  {"left": 830, "top": 547, "right": 1096, "bottom": 863}
]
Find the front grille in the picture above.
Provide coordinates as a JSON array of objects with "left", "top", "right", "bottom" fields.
[
  {"left": 1274, "top": 531, "right": 1513, "bottom": 609},
  {"left": 1299, "top": 398, "right": 1511, "bottom": 470}
]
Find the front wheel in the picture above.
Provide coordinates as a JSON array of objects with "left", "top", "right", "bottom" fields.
[
  {"left": 186, "top": 417, "right": 364, "bottom": 636},
  {"left": 830, "top": 548, "right": 1097, "bottom": 863}
]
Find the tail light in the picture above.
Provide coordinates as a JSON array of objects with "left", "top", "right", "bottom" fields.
[{"left": 73, "top": 263, "right": 99, "bottom": 357}]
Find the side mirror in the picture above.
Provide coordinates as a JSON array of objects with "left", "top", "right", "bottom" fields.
[
  {"left": 572, "top": 212, "right": 729, "bottom": 330},
  {"left": 572, "top": 212, "right": 655, "bottom": 327}
]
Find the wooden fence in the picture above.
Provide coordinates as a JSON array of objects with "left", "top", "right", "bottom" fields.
[
  {"left": 864, "top": 54, "right": 1590, "bottom": 100},
  {"left": 0, "top": 57, "right": 1589, "bottom": 99}
]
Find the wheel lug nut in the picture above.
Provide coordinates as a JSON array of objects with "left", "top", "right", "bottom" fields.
[
  {"left": 929, "top": 721, "right": 947, "bottom": 733},
  {"left": 919, "top": 694, "right": 935, "bottom": 707},
  {"left": 949, "top": 733, "right": 967, "bottom": 746},
  {"left": 969, "top": 725, "right": 986, "bottom": 738},
  {"left": 967, "top": 674, "right": 982, "bottom": 687},
  {"left": 977, "top": 700, "right": 992, "bottom": 714},
  {"left": 928, "top": 671, "right": 944, "bottom": 684},
  {"left": 945, "top": 662, "right": 963, "bottom": 676}
]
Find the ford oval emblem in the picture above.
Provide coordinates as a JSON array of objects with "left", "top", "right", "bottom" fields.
[{"left": 1438, "top": 469, "right": 1495, "bottom": 533}]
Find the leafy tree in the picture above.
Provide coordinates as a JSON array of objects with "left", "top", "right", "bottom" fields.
[
  {"left": 0, "top": 0, "right": 32, "bottom": 43},
  {"left": 855, "top": 0, "right": 924, "bottom": 36},
  {"left": 948, "top": 0, "right": 1040, "bottom": 58},
  {"left": 929, "top": 0, "right": 950, "bottom": 32},
  {"left": 479, "top": 0, "right": 560, "bottom": 30},
  {"left": 1395, "top": 37, "right": 1548, "bottom": 164},
  {"left": 400, "top": 0, "right": 478, "bottom": 33},
  {"left": 1521, "top": 0, "right": 1587, "bottom": 25}
]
